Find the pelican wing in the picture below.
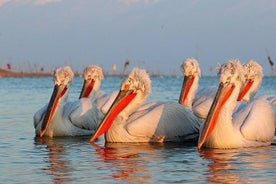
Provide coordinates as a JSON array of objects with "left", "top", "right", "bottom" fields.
[
  {"left": 192, "top": 98, "right": 213, "bottom": 119},
  {"left": 96, "top": 91, "right": 118, "bottom": 114},
  {"left": 66, "top": 99, "right": 104, "bottom": 131},
  {"left": 126, "top": 102, "right": 202, "bottom": 142},
  {"left": 255, "top": 95, "right": 276, "bottom": 127},
  {"left": 269, "top": 97, "right": 276, "bottom": 104},
  {"left": 234, "top": 99, "right": 275, "bottom": 142},
  {"left": 192, "top": 86, "right": 217, "bottom": 119}
]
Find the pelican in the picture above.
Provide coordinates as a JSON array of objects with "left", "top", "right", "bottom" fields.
[
  {"left": 233, "top": 60, "right": 264, "bottom": 115},
  {"left": 79, "top": 65, "right": 118, "bottom": 115},
  {"left": 34, "top": 66, "right": 102, "bottom": 137},
  {"left": 198, "top": 59, "right": 275, "bottom": 149},
  {"left": 90, "top": 68, "right": 203, "bottom": 143},
  {"left": 177, "top": 58, "right": 220, "bottom": 120},
  {"left": 178, "top": 58, "right": 201, "bottom": 109},
  {"left": 240, "top": 61, "right": 276, "bottom": 131},
  {"left": 79, "top": 65, "right": 105, "bottom": 100},
  {"left": 237, "top": 60, "right": 263, "bottom": 102},
  {"left": 178, "top": 58, "right": 217, "bottom": 120}
]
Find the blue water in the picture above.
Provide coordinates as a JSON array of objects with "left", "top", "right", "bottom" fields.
[{"left": 1, "top": 76, "right": 276, "bottom": 183}]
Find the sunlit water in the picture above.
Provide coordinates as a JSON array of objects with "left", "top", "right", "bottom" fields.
[{"left": 1, "top": 76, "right": 276, "bottom": 183}]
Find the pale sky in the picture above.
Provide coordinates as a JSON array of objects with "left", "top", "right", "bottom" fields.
[{"left": 0, "top": 0, "right": 276, "bottom": 76}]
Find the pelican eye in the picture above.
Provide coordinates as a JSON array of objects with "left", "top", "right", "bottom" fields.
[
  {"left": 86, "top": 75, "right": 91, "bottom": 80},
  {"left": 123, "top": 84, "right": 130, "bottom": 91},
  {"left": 127, "top": 78, "right": 134, "bottom": 85}
]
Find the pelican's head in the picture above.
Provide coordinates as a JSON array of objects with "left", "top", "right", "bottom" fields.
[
  {"left": 217, "top": 59, "right": 244, "bottom": 86},
  {"left": 198, "top": 59, "right": 244, "bottom": 149},
  {"left": 120, "top": 68, "right": 151, "bottom": 103},
  {"left": 179, "top": 58, "right": 201, "bottom": 106},
  {"left": 181, "top": 58, "right": 201, "bottom": 77},
  {"left": 39, "top": 66, "right": 74, "bottom": 137},
  {"left": 54, "top": 66, "right": 74, "bottom": 87},
  {"left": 79, "top": 65, "right": 104, "bottom": 99},
  {"left": 89, "top": 68, "right": 151, "bottom": 142},
  {"left": 237, "top": 60, "right": 263, "bottom": 102}
]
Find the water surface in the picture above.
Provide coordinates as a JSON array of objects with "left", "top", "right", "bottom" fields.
[{"left": 0, "top": 76, "right": 276, "bottom": 183}]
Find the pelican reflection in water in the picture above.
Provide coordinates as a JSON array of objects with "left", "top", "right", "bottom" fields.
[
  {"left": 34, "top": 137, "right": 75, "bottom": 184},
  {"left": 199, "top": 146, "right": 276, "bottom": 183}
]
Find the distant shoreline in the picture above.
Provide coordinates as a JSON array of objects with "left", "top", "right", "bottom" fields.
[
  {"left": 0, "top": 67, "right": 164, "bottom": 78},
  {"left": 6, "top": 67, "right": 274, "bottom": 78},
  {"left": 0, "top": 67, "right": 51, "bottom": 78}
]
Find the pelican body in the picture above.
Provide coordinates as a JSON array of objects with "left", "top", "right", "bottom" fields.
[
  {"left": 198, "top": 60, "right": 275, "bottom": 149},
  {"left": 90, "top": 68, "right": 203, "bottom": 143}
]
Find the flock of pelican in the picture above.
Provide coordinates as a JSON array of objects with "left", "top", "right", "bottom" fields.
[{"left": 34, "top": 59, "right": 276, "bottom": 149}]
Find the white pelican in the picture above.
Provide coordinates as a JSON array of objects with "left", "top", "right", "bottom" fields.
[
  {"left": 198, "top": 59, "right": 275, "bottom": 149},
  {"left": 79, "top": 65, "right": 105, "bottom": 100},
  {"left": 233, "top": 60, "right": 264, "bottom": 116},
  {"left": 90, "top": 68, "right": 203, "bottom": 143},
  {"left": 178, "top": 58, "right": 217, "bottom": 120},
  {"left": 238, "top": 61, "right": 276, "bottom": 131},
  {"left": 237, "top": 60, "right": 263, "bottom": 102},
  {"left": 79, "top": 65, "right": 118, "bottom": 115},
  {"left": 34, "top": 66, "right": 102, "bottom": 137},
  {"left": 178, "top": 58, "right": 201, "bottom": 109}
]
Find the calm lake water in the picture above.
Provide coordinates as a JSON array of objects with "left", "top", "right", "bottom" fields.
[{"left": 1, "top": 75, "right": 276, "bottom": 183}]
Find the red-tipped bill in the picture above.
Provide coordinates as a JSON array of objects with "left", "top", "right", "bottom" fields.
[
  {"left": 178, "top": 75, "right": 194, "bottom": 105},
  {"left": 39, "top": 84, "right": 67, "bottom": 137},
  {"left": 89, "top": 89, "right": 137, "bottom": 142},
  {"left": 197, "top": 82, "right": 235, "bottom": 149},
  {"left": 79, "top": 79, "right": 95, "bottom": 99},
  {"left": 237, "top": 79, "right": 253, "bottom": 101}
]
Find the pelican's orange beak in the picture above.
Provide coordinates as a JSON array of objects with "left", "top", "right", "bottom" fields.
[
  {"left": 89, "top": 89, "right": 137, "bottom": 142},
  {"left": 79, "top": 79, "right": 95, "bottom": 98},
  {"left": 40, "top": 84, "right": 67, "bottom": 137},
  {"left": 178, "top": 75, "right": 194, "bottom": 105},
  {"left": 237, "top": 79, "right": 254, "bottom": 101},
  {"left": 197, "top": 82, "right": 235, "bottom": 149}
]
